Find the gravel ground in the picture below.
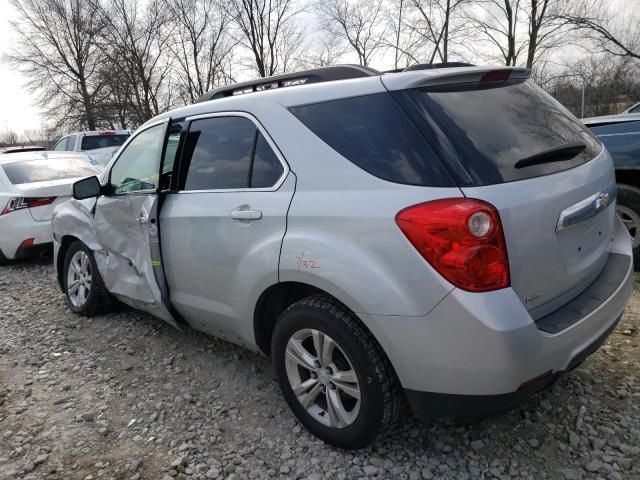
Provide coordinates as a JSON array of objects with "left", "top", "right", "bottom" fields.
[{"left": 0, "top": 259, "right": 638, "bottom": 480}]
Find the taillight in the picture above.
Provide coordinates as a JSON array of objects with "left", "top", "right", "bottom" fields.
[
  {"left": 0, "top": 196, "right": 56, "bottom": 216},
  {"left": 396, "top": 199, "right": 510, "bottom": 292}
]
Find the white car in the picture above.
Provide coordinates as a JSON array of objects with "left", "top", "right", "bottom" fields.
[
  {"left": 0, "top": 152, "right": 101, "bottom": 265},
  {"left": 53, "top": 130, "right": 131, "bottom": 166}
]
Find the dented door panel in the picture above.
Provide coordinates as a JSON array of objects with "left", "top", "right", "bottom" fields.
[{"left": 93, "top": 193, "right": 178, "bottom": 328}]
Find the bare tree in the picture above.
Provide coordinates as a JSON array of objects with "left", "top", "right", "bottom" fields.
[
  {"left": 95, "top": 0, "right": 174, "bottom": 124},
  {"left": 226, "top": 0, "right": 306, "bottom": 77},
  {"left": 7, "top": 0, "right": 107, "bottom": 130},
  {"left": 562, "top": 0, "right": 640, "bottom": 60},
  {"left": 385, "top": 0, "right": 427, "bottom": 68},
  {"left": 167, "top": 0, "right": 237, "bottom": 104},
  {"left": 317, "top": 0, "right": 389, "bottom": 67},
  {"left": 406, "top": 0, "right": 469, "bottom": 64},
  {"left": 470, "top": 0, "right": 570, "bottom": 69},
  {"left": 0, "top": 129, "right": 21, "bottom": 146},
  {"left": 469, "top": 0, "right": 523, "bottom": 66}
]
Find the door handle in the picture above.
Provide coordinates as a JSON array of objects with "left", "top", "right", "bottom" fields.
[{"left": 229, "top": 209, "right": 262, "bottom": 221}]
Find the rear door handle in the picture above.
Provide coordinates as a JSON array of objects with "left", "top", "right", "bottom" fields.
[{"left": 229, "top": 209, "right": 262, "bottom": 221}]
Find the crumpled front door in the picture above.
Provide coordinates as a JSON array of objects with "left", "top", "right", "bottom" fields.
[{"left": 93, "top": 193, "right": 178, "bottom": 328}]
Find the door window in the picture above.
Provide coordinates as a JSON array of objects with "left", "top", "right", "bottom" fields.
[
  {"left": 109, "top": 124, "right": 164, "bottom": 194},
  {"left": 181, "top": 116, "right": 284, "bottom": 191},
  {"left": 66, "top": 135, "right": 78, "bottom": 150},
  {"left": 251, "top": 133, "right": 284, "bottom": 188},
  {"left": 182, "top": 117, "right": 254, "bottom": 190},
  {"left": 53, "top": 137, "right": 68, "bottom": 151}
]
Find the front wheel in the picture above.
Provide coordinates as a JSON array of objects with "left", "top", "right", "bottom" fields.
[
  {"left": 616, "top": 183, "right": 640, "bottom": 269},
  {"left": 272, "top": 295, "right": 402, "bottom": 449},
  {"left": 63, "top": 241, "right": 112, "bottom": 316}
]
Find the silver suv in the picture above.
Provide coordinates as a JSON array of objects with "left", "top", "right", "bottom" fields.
[{"left": 52, "top": 65, "right": 634, "bottom": 449}]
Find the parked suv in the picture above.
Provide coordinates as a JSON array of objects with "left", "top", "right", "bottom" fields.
[
  {"left": 52, "top": 65, "right": 633, "bottom": 449},
  {"left": 53, "top": 130, "right": 131, "bottom": 166}
]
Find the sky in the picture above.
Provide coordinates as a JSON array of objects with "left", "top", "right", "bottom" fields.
[
  {"left": 0, "top": 0, "right": 632, "bottom": 134},
  {"left": 0, "top": 0, "right": 42, "bottom": 135}
]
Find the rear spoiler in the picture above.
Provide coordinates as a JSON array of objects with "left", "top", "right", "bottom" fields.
[{"left": 381, "top": 66, "right": 531, "bottom": 91}]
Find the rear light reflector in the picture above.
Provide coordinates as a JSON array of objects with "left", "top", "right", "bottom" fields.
[
  {"left": 0, "top": 196, "right": 56, "bottom": 215},
  {"left": 19, "top": 238, "right": 34, "bottom": 249},
  {"left": 396, "top": 199, "right": 510, "bottom": 292}
]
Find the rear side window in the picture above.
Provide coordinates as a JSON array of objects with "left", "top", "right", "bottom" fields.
[
  {"left": 2, "top": 158, "right": 97, "bottom": 185},
  {"left": 81, "top": 134, "right": 130, "bottom": 151},
  {"left": 289, "top": 93, "right": 454, "bottom": 187},
  {"left": 251, "top": 133, "right": 284, "bottom": 188},
  {"left": 180, "top": 116, "right": 284, "bottom": 191},
  {"left": 394, "top": 80, "right": 602, "bottom": 185}
]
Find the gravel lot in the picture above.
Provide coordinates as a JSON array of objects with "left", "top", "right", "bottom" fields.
[{"left": 0, "top": 259, "right": 638, "bottom": 480}]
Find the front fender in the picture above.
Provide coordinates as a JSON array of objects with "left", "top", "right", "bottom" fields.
[{"left": 52, "top": 198, "right": 105, "bottom": 282}]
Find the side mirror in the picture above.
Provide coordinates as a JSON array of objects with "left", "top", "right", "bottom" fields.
[{"left": 73, "top": 176, "right": 102, "bottom": 200}]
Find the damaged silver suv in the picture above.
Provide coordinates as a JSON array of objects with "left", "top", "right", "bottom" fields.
[{"left": 52, "top": 64, "right": 634, "bottom": 449}]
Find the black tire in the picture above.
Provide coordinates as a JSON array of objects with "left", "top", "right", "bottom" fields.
[
  {"left": 616, "top": 183, "right": 640, "bottom": 269},
  {"left": 63, "top": 241, "right": 112, "bottom": 316},
  {"left": 0, "top": 249, "right": 9, "bottom": 266},
  {"left": 272, "top": 294, "right": 403, "bottom": 449}
]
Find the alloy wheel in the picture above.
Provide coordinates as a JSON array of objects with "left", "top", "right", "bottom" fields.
[
  {"left": 284, "top": 328, "right": 361, "bottom": 428},
  {"left": 616, "top": 205, "right": 640, "bottom": 248},
  {"left": 67, "top": 250, "right": 92, "bottom": 308}
]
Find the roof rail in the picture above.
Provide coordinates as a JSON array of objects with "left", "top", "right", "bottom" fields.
[
  {"left": 196, "top": 65, "right": 381, "bottom": 103},
  {"left": 403, "top": 62, "right": 475, "bottom": 72}
]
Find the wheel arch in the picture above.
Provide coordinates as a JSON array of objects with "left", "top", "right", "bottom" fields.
[{"left": 253, "top": 281, "right": 369, "bottom": 357}]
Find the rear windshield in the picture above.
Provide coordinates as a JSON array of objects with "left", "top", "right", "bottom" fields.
[
  {"left": 394, "top": 80, "right": 602, "bottom": 185},
  {"left": 81, "top": 134, "right": 129, "bottom": 151},
  {"left": 2, "top": 158, "right": 97, "bottom": 184},
  {"left": 289, "top": 93, "right": 455, "bottom": 187}
]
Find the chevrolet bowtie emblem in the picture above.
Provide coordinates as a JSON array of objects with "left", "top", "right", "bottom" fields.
[{"left": 595, "top": 192, "right": 610, "bottom": 209}]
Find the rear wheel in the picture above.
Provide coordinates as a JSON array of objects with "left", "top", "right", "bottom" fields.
[
  {"left": 616, "top": 183, "right": 640, "bottom": 269},
  {"left": 272, "top": 295, "right": 402, "bottom": 449},
  {"left": 63, "top": 241, "right": 112, "bottom": 316}
]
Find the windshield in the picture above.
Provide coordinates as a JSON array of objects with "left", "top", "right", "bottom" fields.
[
  {"left": 2, "top": 157, "right": 97, "bottom": 184},
  {"left": 395, "top": 80, "right": 602, "bottom": 185},
  {"left": 81, "top": 134, "right": 129, "bottom": 151}
]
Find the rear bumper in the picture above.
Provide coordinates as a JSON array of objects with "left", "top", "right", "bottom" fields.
[
  {"left": 403, "top": 313, "right": 621, "bottom": 419},
  {"left": 0, "top": 210, "right": 53, "bottom": 260},
  {"left": 360, "top": 215, "right": 634, "bottom": 417}
]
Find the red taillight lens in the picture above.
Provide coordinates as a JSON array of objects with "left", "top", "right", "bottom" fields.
[
  {"left": 396, "top": 199, "right": 510, "bottom": 292},
  {"left": 24, "top": 196, "right": 56, "bottom": 208},
  {"left": 0, "top": 196, "right": 56, "bottom": 216}
]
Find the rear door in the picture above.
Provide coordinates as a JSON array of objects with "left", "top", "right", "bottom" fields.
[
  {"left": 160, "top": 113, "right": 292, "bottom": 340},
  {"left": 93, "top": 119, "right": 178, "bottom": 327},
  {"left": 391, "top": 76, "right": 614, "bottom": 317}
]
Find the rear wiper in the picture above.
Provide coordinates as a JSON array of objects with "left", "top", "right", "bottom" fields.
[{"left": 514, "top": 142, "right": 587, "bottom": 169}]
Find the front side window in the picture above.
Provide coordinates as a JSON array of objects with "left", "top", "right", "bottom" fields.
[
  {"left": 53, "top": 137, "right": 68, "bottom": 151},
  {"left": 181, "top": 116, "right": 283, "bottom": 191},
  {"left": 110, "top": 124, "right": 164, "bottom": 194},
  {"left": 629, "top": 104, "right": 640, "bottom": 114},
  {"left": 66, "top": 135, "right": 78, "bottom": 150}
]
